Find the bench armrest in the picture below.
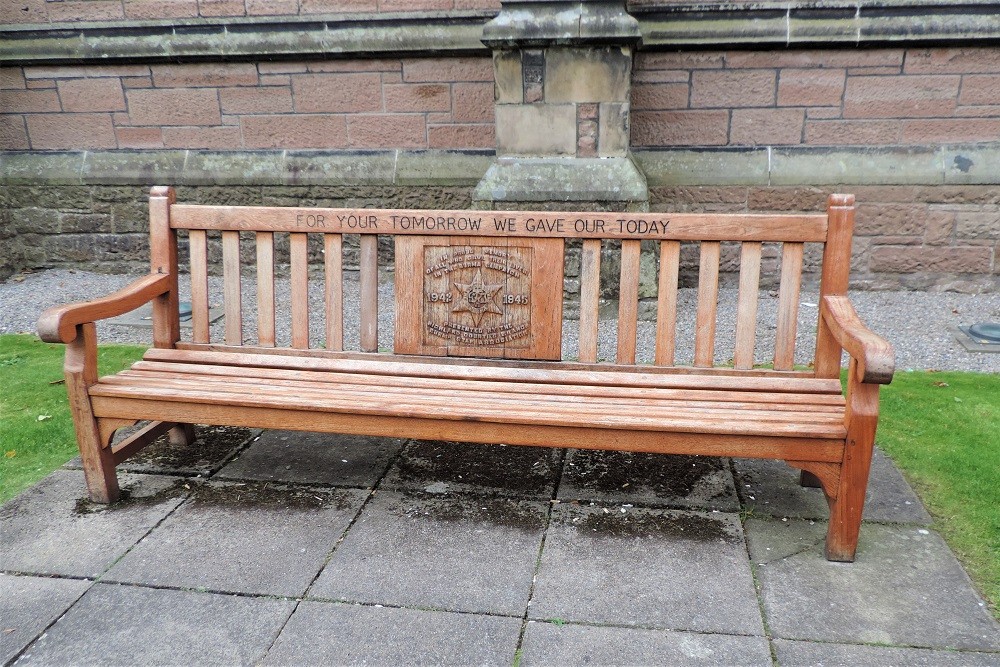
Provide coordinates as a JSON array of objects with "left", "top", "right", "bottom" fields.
[
  {"left": 820, "top": 295, "right": 895, "bottom": 384},
  {"left": 37, "top": 273, "right": 172, "bottom": 344}
]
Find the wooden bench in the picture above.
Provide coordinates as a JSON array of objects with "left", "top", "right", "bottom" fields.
[{"left": 38, "top": 187, "right": 893, "bottom": 562}]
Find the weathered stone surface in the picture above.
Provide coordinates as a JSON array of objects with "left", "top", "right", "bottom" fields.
[
  {"left": 15, "top": 584, "right": 294, "bottom": 666},
  {"left": 310, "top": 490, "right": 546, "bottom": 614},
  {"left": 496, "top": 104, "right": 577, "bottom": 156},
  {"left": 521, "top": 622, "right": 773, "bottom": 667},
  {"left": 474, "top": 156, "right": 648, "bottom": 203},
  {"left": 748, "top": 519, "right": 1000, "bottom": 651},
  {"left": 0, "top": 574, "right": 91, "bottom": 665},
  {"left": 635, "top": 148, "right": 769, "bottom": 186},
  {"left": 493, "top": 49, "right": 522, "bottom": 104},
  {"left": 773, "top": 638, "right": 1000, "bottom": 666},
  {"left": 217, "top": 430, "right": 403, "bottom": 487},
  {"left": 0, "top": 470, "right": 187, "bottom": 578},
  {"left": 530, "top": 504, "right": 763, "bottom": 635},
  {"left": 263, "top": 602, "right": 521, "bottom": 666},
  {"left": 770, "top": 146, "right": 943, "bottom": 185},
  {"left": 598, "top": 101, "right": 629, "bottom": 157},
  {"left": 558, "top": 450, "right": 739, "bottom": 511},
  {"left": 395, "top": 149, "right": 493, "bottom": 186},
  {"left": 105, "top": 482, "right": 366, "bottom": 596},
  {"left": 544, "top": 46, "right": 632, "bottom": 103}
]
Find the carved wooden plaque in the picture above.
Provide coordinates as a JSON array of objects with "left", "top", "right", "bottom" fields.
[{"left": 395, "top": 236, "right": 564, "bottom": 360}]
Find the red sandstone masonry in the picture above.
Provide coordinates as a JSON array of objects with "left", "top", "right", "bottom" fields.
[{"left": 57, "top": 78, "right": 127, "bottom": 113}]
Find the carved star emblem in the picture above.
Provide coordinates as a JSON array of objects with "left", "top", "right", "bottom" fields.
[{"left": 452, "top": 270, "right": 503, "bottom": 327}]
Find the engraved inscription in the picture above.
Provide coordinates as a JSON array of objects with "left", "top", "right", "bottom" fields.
[{"left": 423, "top": 246, "right": 532, "bottom": 348}]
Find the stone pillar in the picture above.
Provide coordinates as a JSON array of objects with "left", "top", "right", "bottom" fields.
[{"left": 473, "top": 0, "right": 648, "bottom": 212}]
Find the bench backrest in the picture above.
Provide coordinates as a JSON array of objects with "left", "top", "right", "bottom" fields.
[{"left": 149, "top": 187, "right": 855, "bottom": 379}]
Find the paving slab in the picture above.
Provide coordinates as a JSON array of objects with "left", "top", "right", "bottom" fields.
[
  {"left": 310, "top": 490, "right": 546, "bottom": 615},
  {"left": 64, "top": 425, "right": 255, "bottom": 477},
  {"left": 773, "top": 638, "right": 1000, "bottom": 666},
  {"left": 0, "top": 470, "right": 187, "bottom": 578},
  {"left": 380, "top": 440, "right": 563, "bottom": 499},
  {"left": 734, "top": 448, "right": 932, "bottom": 524},
  {"left": 105, "top": 481, "right": 367, "bottom": 597},
  {"left": 520, "top": 621, "right": 773, "bottom": 666},
  {"left": 747, "top": 518, "right": 1000, "bottom": 651},
  {"left": 216, "top": 430, "right": 404, "bottom": 487},
  {"left": 263, "top": 601, "right": 521, "bottom": 666},
  {"left": 0, "top": 574, "right": 91, "bottom": 665},
  {"left": 530, "top": 503, "right": 764, "bottom": 635},
  {"left": 557, "top": 450, "right": 739, "bottom": 511},
  {"left": 13, "top": 583, "right": 294, "bottom": 666}
]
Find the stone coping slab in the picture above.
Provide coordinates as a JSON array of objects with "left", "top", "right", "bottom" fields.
[
  {"left": 747, "top": 518, "right": 1000, "bottom": 651},
  {"left": 263, "top": 601, "right": 522, "bottom": 666},
  {"left": 13, "top": 583, "right": 295, "bottom": 666}
]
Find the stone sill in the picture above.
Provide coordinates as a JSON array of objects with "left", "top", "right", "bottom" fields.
[
  {"left": 5, "top": 2, "right": 1000, "bottom": 64},
  {"left": 2, "top": 145, "right": 998, "bottom": 187}
]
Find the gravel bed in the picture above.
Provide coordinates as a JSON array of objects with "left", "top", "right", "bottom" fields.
[{"left": 2, "top": 268, "right": 998, "bottom": 373}]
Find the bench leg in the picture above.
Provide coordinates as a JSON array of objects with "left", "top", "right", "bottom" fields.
[
  {"left": 825, "top": 360, "right": 880, "bottom": 562},
  {"left": 65, "top": 324, "right": 120, "bottom": 504},
  {"left": 168, "top": 423, "right": 197, "bottom": 446}
]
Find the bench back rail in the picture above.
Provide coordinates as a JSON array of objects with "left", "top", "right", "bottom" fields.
[{"left": 153, "top": 189, "right": 855, "bottom": 377}]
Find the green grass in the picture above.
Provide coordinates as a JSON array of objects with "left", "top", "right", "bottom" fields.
[
  {"left": 0, "top": 333, "right": 997, "bottom": 617},
  {"left": 874, "top": 369, "right": 1000, "bottom": 618},
  {"left": 0, "top": 334, "right": 145, "bottom": 504}
]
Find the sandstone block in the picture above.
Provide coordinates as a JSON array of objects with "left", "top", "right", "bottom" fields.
[
  {"left": 0, "top": 115, "right": 29, "bottom": 150},
  {"left": 923, "top": 210, "right": 956, "bottom": 245},
  {"left": 730, "top": 108, "right": 804, "bottom": 145},
  {"left": 0, "top": 0, "right": 45, "bottom": 23},
  {"left": 955, "top": 210, "right": 1000, "bottom": 239},
  {"left": 126, "top": 89, "right": 221, "bottom": 126},
  {"left": 957, "top": 74, "right": 1000, "bottom": 105},
  {"left": 348, "top": 114, "right": 426, "bottom": 149},
  {"left": 0, "top": 90, "right": 59, "bottom": 113},
  {"left": 727, "top": 50, "right": 903, "bottom": 69},
  {"left": 384, "top": 83, "right": 451, "bottom": 112},
  {"left": 60, "top": 212, "right": 111, "bottom": 234},
  {"left": 631, "top": 110, "right": 728, "bottom": 147},
  {"left": 124, "top": 0, "right": 198, "bottom": 19},
  {"left": 151, "top": 63, "right": 258, "bottom": 88},
  {"left": 777, "top": 69, "right": 845, "bottom": 107},
  {"left": 902, "top": 118, "right": 1000, "bottom": 143},
  {"left": 904, "top": 48, "right": 1000, "bottom": 74},
  {"left": 48, "top": 1, "right": 124, "bottom": 21},
  {"left": 428, "top": 124, "right": 494, "bottom": 149},
  {"left": 242, "top": 115, "right": 348, "bottom": 149},
  {"left": 403, "top": 57, "right": 493, "bottom": 83},
  {"left": 57, "top": 78, "right": 126, "bottom": 113},
  {"left": 0, "top": 69, "right": 26, "bottom": 90},
  {"left": 495, "top": 104, "right": 576, "bottom": 156},
  {"left": 636, "top": 52, "right": 725, "bottom": 70},
  {"left": 162, "top": 126, "right": 242, "bottom": 149},
  {"left": 26, "top": 114, "right": 116, "bottom": 150},
  {"left": 12, "top": 208, "right": 60, "bottom": 235},
  {"left": 219, "top": 87, "right": 293, "bottom": 114},
  {"left": 198, "top": 0, "right": 246, "bottom": 16},
  {"left": 292, "top": 73, "right": 381, "bottom": 113},
  {"left": 378, "top": 0, "right": 451, "bottom": 10},
  {"left": 452, "top": 82, "right": 493, "bottom": 123},
  {"left": 493, "top": 50, "right": 522, "bottom": 104},
  {"left": 246, "top": 0, "right": 298, "bottom": 14},
  {"left": 856, "top": 203, "right": 928, "bottom": 236},
  {"left": 598, "top": 102, "right": 629, "bottom": 157},
  {"left": 805, "top": 119, "right": 902, "bottom": 145},
  {"left": 843, "top": 75, "right": 960, "bottom": 118},
  {"left": 114, "top": 127, "right": 164, "bottom": 149},
  {"left": 544, "top": 47, "right": 632, "bottom": 104},
  {"left": 631, "top": 82, "right": 688, "bottom": 111},
  {"left": 870, "top": 245, "right": 992, "bottom": 273},
  {"left": 691, "top": 70, "right": 776, "bottom": 108}
]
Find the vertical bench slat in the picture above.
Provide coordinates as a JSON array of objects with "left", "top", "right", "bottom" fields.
[
  {"left": 775, "top": 242, "right": 804, "bottom": 371},
  {"left": 221, "top": 230, "right": 242, "bottom": 346},
  {"left": 189, "top": 229, "right": 210, "bottom": 344},
  {"left": 359, "top": 234, "right": 379, "bottom": 353},
  {"left": 733, "top": 241, "right": 763, "bottom": 370},
  {"left": 815, "top": 194, "right": 856, "bottom": 378},
  {"left": 654, "top": 240, "right": 680, "bottom": 366},
  {"left": 324, "top": 234, "right": 344, "bottom": 351},
  {"left": 616, "top": 240, "right": 641, "bottom": 364},
  {"left": 694, "top": 241, "right": 721, "bottom": 368},
  {"left": 290, "top": 232, "right": 310, "bottom": 349},
  {"left": 255, "top": 232, "right": 276, "bottom": 347},
  {"left": 578, "top": 239, "right": 602, "bottom": 363}
]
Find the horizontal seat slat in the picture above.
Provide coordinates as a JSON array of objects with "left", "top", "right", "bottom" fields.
[
  {"left": 127, "top": 360, "right": 845, "bottom": 408},
  {"left": 145, "top": 348, "right": 843, "bottom": 394},
  {"left": 111, "top": 370, "right": 846, "bottom": 422},
  {"left": 91, "top": 380, "right": 846, "bottom": 439}
]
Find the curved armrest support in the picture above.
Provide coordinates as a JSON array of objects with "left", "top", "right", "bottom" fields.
[
  {"left": 821, "top": 295, "right": 895, "bottom": 384},
  {"left": 37, "top": 273, "right": 172, "bottom": 344}
]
